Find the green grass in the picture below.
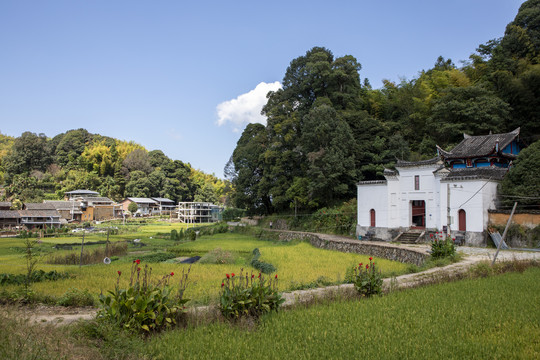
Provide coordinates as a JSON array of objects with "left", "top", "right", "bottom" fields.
[
  {"left": 0, "top": 225, "right": 409, "bottom": 305},
  {"left": 145, "top": 267, "right": 540, "bottom": 359}
]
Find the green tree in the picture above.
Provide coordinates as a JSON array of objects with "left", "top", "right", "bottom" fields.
[
  {"left": 128, "top": 201, "right": 138, "bottom": 214},
  {"left": 230, "top": 123, "right": 271, "bottom": 213},
  {"left": 427, "top": 85, "right": 510, "bottom": 145},
  {"left": 300, "top": 105, "right": 357, "bottom": 206},
  {"left": 499, "top": 140, "right": 540, "bottom": 208},
  {"left": 3, "top": 132, "right": 52, "bottom": 176}
]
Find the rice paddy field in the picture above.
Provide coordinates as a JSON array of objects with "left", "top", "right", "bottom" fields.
[
  {"left": 145, "top": 267, "right": 540, "bottom": 359},
  {"left": 0, "top": 223, "right": 408, "bottom": 304}
]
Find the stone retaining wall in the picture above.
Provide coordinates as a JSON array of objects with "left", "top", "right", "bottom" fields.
[{"left": 265, "top": 230, "right": 429, "bottom": 266}]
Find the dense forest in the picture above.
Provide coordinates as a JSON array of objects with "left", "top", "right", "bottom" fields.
[
  {"left": 226, "top": 0, "right": 540, "bottom": 214},
  {"left": 0, "top": 129, "right": 230, "bottom": 205}
]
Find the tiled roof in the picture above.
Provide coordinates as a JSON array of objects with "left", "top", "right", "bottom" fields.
[
  {"left": 65, "top": 189, "right": 99, "bottom": 195},
  {"left": 127, "top": 197, "right": 157, "bottom": 204},
  {"left": 44, "top": 201, "right": 79, "bottom": 210},
  {"left": 444, "top": 167, "right": 508, "bottom": 181},
  {"left": 0, "top": 210, "right": 21, "bottom": 218},
  {"left": 396, "top": 157, "right": 441, "bottom": 167},
  {"left": 82, "top": 197, "right": 114, "bottom": 203},
  {"left": 18, "top": 209, "right": 61, "bottom": 217},
  {"left": 0, "top": 202, "right": 12, "bottom": 208},
  {"left": 151, "top": 197, "right": 175, "bottom": 203},
  {"left": 357, "top": 180, "right": 387, "bottom": 185},
  {"left": 24, "top": 203, "right": 57, "bottom": 210},
  {"left": 437, "top": 128, "right": 520, "bottom": 159}
]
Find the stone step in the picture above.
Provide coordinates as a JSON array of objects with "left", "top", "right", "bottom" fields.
[{"left": 396, "top": 231, "right": 424, "bottom": 244}]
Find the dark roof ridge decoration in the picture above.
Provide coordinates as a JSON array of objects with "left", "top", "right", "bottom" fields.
[
  {"left": 396, "top": 157, "right": 441, "bottom": 167},
  {"left": 437, "top": 127, "right": 520, "bottom": 160},
  {"left": 357, "top": 180, "right": 387, "bottom": 186}
]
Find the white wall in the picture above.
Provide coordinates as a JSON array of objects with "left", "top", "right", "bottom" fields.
[
  {"left": 443, "top": 180, "right": 499, "bottom": 233},
  {"left": 393, "top": 165, "right": 440, "bottom": 229},
  {"left": 357, "top": 182, "right": 388, "bottom": 227}
]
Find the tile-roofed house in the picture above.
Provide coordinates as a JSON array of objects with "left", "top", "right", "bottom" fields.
[
  {"left": 0, "top": 202, "right": 11, "bottom": 210},
  {"left": 44, "top": 200, "right": 83, "bottom": 222},
  {"left": 18, "top": 209, "right": 61, "bottom": 229},
  {"left": 120, "top": 198, "right": 158, "bottom": 216},
  {"left": 151, "top": 198, "right": 177, "bottom": 214},
  {"left": 437, "top": 128, "right": 521, "bottom": 168},
  {"left": 357, "top": 128, "right": 523, "bottom": 246},
  {"left": 0, "top": 210, "right": 20, "bottom": 228},
  {"left": 64, "top": 189, "right": 100, "bottom": 200}
]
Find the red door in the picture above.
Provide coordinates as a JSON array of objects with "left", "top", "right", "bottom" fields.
[
  {"left": 370, "top": 209, "right": 376, "bottom": 227},
  {"left": 458, "top": 209, "right": 466, "bottom": 231}
]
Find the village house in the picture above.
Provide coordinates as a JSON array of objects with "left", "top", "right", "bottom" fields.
[
  {"left": 64, "top": 189, "right": 100, "bottom": 200},
  {"left": 177, "top": 202, "right": 222, "bottom": 224},
  {"left": 0, "top": 209, "right": 62, "bottom": 230},
  {"left": 120, "top": 197, "right": 158, "bottom": 216},
  {"left": 73, "top": 196, "right": 120, "bottom": 221},
  {"left": 0, "top": 202, "right": 11, "bottom": 210},
  {"left": 151, "top": 198, "right": 177, "bottom": 215},
  {"left": 357, "top": 128, "right": 522, "bottom": 246}
]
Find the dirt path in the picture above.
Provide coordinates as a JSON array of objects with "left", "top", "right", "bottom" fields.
[{"left": 14, "top": 244, "right": 540, "bottom": 326}]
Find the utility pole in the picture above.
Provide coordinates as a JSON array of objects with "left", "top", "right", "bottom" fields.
[
  {"left": 446, "top": 183, "right": 451, "bottom": 237},
  {"left": 79, "top": 231, "right": 85, "bottom": 268},
  {"left": 492, "top": 202, "right": 517, "bottom": 266}
]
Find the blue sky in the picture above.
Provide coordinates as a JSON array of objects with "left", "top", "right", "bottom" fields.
[{"left": 0, "top": 1, "right": 524, "bottom": 177}]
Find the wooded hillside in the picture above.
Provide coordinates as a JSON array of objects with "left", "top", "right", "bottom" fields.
[
  {"left": 0, "top": 129, "right": 229, "bottom": 204},
  {"left": 227, "top": 0, "right": 540, "bottom": 214}
]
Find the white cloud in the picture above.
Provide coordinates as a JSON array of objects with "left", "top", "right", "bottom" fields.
[{"left": 216, "top": 81, "right": 282, "bottom": 131}]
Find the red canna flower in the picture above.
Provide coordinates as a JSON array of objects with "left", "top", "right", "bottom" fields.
[
  {"left": 226, "top": 273, "right": 230, "bottom": 279},
  {"left": 231, "top": 273, "right": 235, "bottom": 277},
  {"left": 369, "top": 257, "right": 373, "bottom": 261},
  {"left": 430, "top": 234, "right": 433, "bottom": 238},
  {"left": 135, "top": 259, "right": 141, "bottom": 265},
  {"left": 117, "top": 270, "right": 121, "bottom": 275},
  {"left": 258, "top": 273, "right": 261, "bottom": 278},
  {"left": 221, "top": 282, "right": 224, "bottom": 287},
  {"left": 170, "top": 272, "right": 174, "bottom": 276},
  {"left": 366, "top": 264, "right": 369, "bottom": 269},
  {"left": 275, "top": 274, "right": 278, "bottom": 279},
  {"left": 137, "top": 267, "right": 141, "bottom": 272},
  {"left": 251, "top": 274, "right": 255, "bottom": 279},
  {"left": 359, "top": 263, "right": 363, "bottom": 267}
]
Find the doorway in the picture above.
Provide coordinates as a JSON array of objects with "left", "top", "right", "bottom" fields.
[
  {"left": 411, "top": 200, "right": 425, "bottom": 229},
  {"left": 458, "top": 209, "right": 466, "bottom": 231}
]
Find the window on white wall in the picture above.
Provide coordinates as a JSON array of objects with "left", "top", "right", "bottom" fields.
[{"left": 414, "top": 175, "right": 420, "bottom": 190}]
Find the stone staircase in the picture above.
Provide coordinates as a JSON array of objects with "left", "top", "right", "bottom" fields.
[{"left": 394, "top": 230, "right": 424, "bottom": 244}]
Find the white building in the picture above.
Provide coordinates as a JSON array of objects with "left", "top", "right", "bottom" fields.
[{"left": 357, "top": 129, "right": 521, "bottom": 246}]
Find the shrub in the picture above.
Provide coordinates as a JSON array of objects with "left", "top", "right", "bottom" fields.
[
  {"left": 198, "top": 248, "right": 237, "bottom": 265},
  {"left": 132, "top": 252, "right": 177, "bottom": 263},
  {"left": 430, "top": 233, "right": 456, "bottom": 259},
  {"left": 98, "top": 260, "right": 190, "bottom": 333},
  {"left": 0, "top": 270, "right": 70, "bottom": 286},
  {"left": 219, "top": 269, "right": 284, "bottom": 320},
  {"left": 47, "top": 242, "right": 128, "bottom": 265},
  {"left": 57, "top": 288, "right": 95, "bottom": 307},
  {"left": 170, "top": 229, "right": 178, "bottom": 240},
  {"left": 351, "top": 257, "right": 383, "bottom": 297},
  {"left": 249, "top": 248, "right": 277, "bottom": 274}
]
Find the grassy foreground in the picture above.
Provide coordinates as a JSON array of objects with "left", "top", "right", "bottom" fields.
[
  {"left": 1, "top": 266, "right": 538, "bottom": 359},
  {"left": 146, "top": 267, "right": 540, "bottom": 360}
]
